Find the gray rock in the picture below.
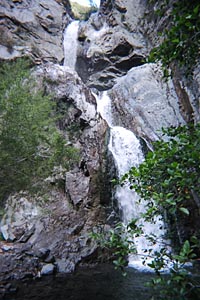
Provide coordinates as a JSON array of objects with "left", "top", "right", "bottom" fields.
[
  {"left": 65, "top": 172, "right": 90, "bottom": 206},
  {"left": 76, "top": 0, "right": 147, "bottom": 90},
  {"left": 108, "top": 63, "right": 185, "bottom": 142},
  {"left": 1, "top": 224, "right": 16, "bottom": 242},
  {"left": 56, "top": 259, "right": 75, "bottom": 273},
  {"left": 0, "top": 194, "right": 40, "bottom": 241},
  {"left": 0, "top": 0, "right": 68, "bottom": 63},
  {"left": 34, "top": 248, "right": 50, "bottom": 260},
  {"left": 41, "top": 263, "right": 55, "bottom": 275},
  {"left": 19, "top": 225, "right": 36, "bottom": 243}
]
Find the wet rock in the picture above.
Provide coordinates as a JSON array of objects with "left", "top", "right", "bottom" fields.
[
  {"left": 0, "top": 250, "right": 40, "bottom": 282},
  {"left": 0, "top": 282, "right": 17, "bottom": 298}
]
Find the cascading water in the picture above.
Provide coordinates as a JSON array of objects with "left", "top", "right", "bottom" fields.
[
  {"left": 63, "top": 20, "right": 166, "bottom": 271},
  {"left": 63, "top": 20, "right": 79, "bottom": 69},
  {"left": 97, "top": 92, "right": 166, "bottom": 270}
]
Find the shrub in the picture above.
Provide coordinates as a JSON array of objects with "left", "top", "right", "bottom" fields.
[
  {"left": 0, "top": 58, "right": 79, "bottom": 201},
  {"left": 148, "top": 0, "right": 200, "bottom": 76}
]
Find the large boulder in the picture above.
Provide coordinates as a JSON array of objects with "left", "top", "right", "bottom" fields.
[
  {"left": 76, "top": 0, "right": 147, "bottom": 90},
  {"left": 107, "top": 63, "right": 186, "bottom": 143},
  {"left": 0, "top": 193, "right": 39, "bottom": 242}
]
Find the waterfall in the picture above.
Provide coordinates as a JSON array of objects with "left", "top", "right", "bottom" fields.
[
  {"left": 97, "top": 91, "right": 166, "bottom": 270},
  {"left": 63, "top": 20, "right": 166, "bottom": 271},
  {"left": 109, "top": 126, "right": 144, "bottom": 223},
  {"left": 63, "top": 21, "right": 79, "bottom": 69}
]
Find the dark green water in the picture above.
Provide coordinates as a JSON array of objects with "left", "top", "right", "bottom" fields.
[{"left": 4, "top": 265, "right": 155, "bottom": 300}]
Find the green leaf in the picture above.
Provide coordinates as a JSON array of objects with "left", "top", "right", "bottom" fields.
[
  {"left": 172, "top": 38, "right": 179, "bottom": 43},
  {"left": 182, "top": 240, "right": 190, "bottom": 255},
  {"left": 193, "top": 5, "right": 199, "bottom": 14},
  {"left": 179, "top": 207, "right": 190, "bottom": 216}
]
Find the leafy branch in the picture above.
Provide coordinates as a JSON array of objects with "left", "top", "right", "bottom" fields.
[{"left": 148, "top": 0, "right": 200, "bottom": 76}]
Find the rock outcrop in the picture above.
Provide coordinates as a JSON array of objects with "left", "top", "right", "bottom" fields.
[
  {"left": 0, "top": 0, "right": 71, "bottom": 63},
  {"left": 0, "top": 64, "right": 111, "bottom": 283},
  {"left": 108, "top": 63, "right": 185, "bottom": 143},
  {"left": 76, "top": 0, "right": 147, "bottom": 90}
]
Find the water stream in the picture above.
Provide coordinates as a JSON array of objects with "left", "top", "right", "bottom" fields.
[
  {"left": 63, "top": 19, "right": 167, "bottom": 270},
  {"left": 97, "top": 92, "right": 166, "bottom": 270},
  {"left": 64, "top": 20, "right": 80, "bottom": 69}
]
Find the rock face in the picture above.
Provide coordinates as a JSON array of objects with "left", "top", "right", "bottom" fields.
[
  {"left": 108, "top": 63, "right": 185, "bottom": 143},
  {"left": 1, "top": 193, "right": 39, "bottom": 242},
  {"left": 76, "top": 0, "right": 147, "bottom": 90},
  {"left": 139, "top": 0, "right": 200, "bottom": 125},
  {"left": 0, "top": 0, "right": 71, "bottom": 63},
  {"left": 0, "top": 64, "right": 111, "bottom": 282}
]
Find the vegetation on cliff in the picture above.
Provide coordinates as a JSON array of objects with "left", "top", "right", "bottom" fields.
[
  {"left": 123, "top": 124, "right": 200, "bottom": 241},
  {"left": 0, "top": 58, "right": 78, "bottom": 201},
  {"left": 148, "top": 0, "right": 200, "bottom": 76},
  {"left": 70, "top": 1, "right": 97, "bottom": 20}
]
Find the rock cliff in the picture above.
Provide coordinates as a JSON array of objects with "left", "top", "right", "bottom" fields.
[
  {"left": 0, "top": 61, "right": 111, "bottom": 284},
  {"left": 0, "top": 1, "right": 112, "bottom": 283},
  {"left": 0, "top": 0, "right": 71, "bottom": 63}
]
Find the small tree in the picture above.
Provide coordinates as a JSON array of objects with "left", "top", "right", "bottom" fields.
[
  {"left": 123, "top": 124, "right": 200, "bottom": 244},
  {"left": 0, "top": 58, "right": 78, "bottom": 201}
]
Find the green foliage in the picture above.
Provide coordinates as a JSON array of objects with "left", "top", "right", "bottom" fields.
[
  {"left": 118, "top": 123, "right": 200, "bottom": 298},
  {"left": 0, "top": 58, "right": 79, "bottom": 200},
  {"left": 148, "top": 0, "right": 200, "bottom": 76},
  {"left": 105, "top": 124, "right": 200, "bottom": 298},
  {"left": 123, "top": 123, "right": 200, "bottom": 229},
  {"left": 92, "top": 226, "right": 200, "bottom": 298},
  {"left": 91, "top": 222, "right": 137, "bottom": 274},
  {"left": 147, "top": 239, "right": 200, "bottom": 299},
  {"left": 71, "top": 1, "right": 97, "bottom": 20}
]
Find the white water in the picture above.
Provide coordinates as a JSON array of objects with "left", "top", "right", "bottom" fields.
[
  {"left": 63, "top": 22, "right": 166, "bottom": 271},
  {"left": 64, "top": 21, "right": 79, "bottom": 69},
  {"left": 97, "top": 91, "right": 166, "bottom": 270}
]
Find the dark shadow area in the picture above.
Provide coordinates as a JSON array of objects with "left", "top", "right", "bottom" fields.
[{"left": 3, "top": 265, "right": 154, "bottom": 300}]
